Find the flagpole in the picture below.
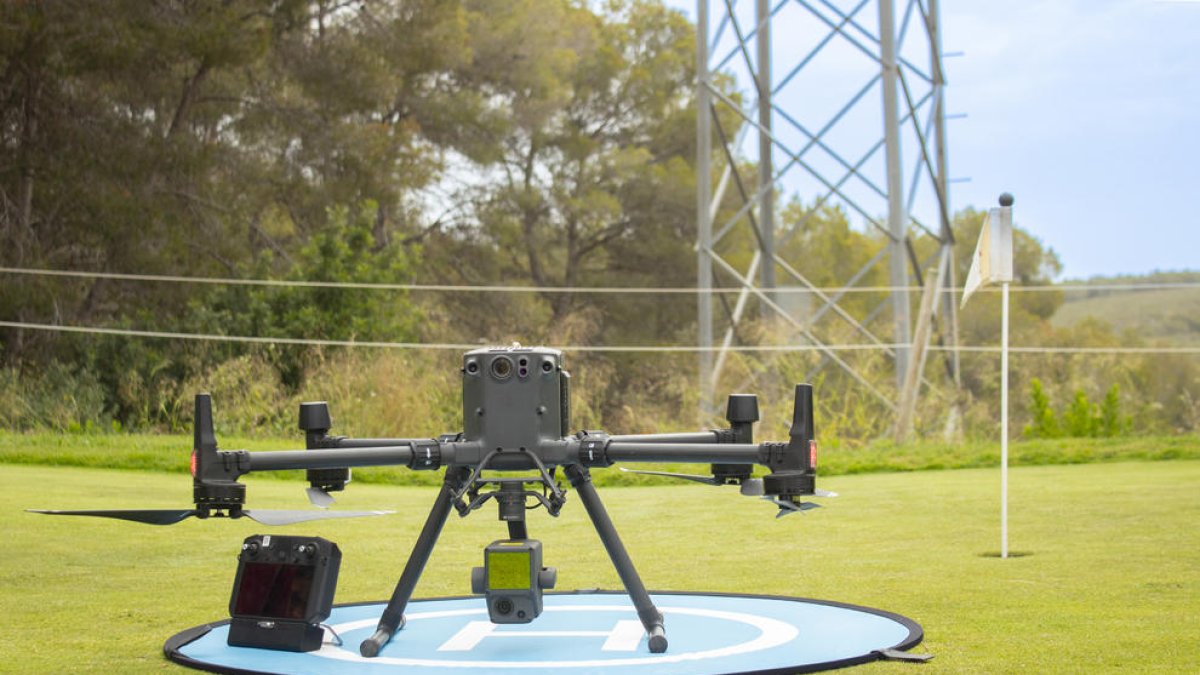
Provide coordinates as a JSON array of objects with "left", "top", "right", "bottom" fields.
[
  {"left": 1001, "top": 279, "right": 1009, "bottom": 559},
  {"left": 998, "top": 192, "right": 1014, "bottom": 560},
  {"left": 962, "top": 192, "right": 1015, "bottom": 559}
]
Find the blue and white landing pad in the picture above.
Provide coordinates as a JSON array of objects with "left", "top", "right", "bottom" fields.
[{"left": 165, "top": 592, "right": 923, "bottom": 674}]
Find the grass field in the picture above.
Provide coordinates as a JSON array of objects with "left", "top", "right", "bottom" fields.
[{"left": 1, "top": 460, "right": 1197, "bottom": 673}]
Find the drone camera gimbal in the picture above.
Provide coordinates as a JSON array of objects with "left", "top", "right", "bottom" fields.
[
  {"left": 471, "top": 539, "right": 557, "bottom": 624},
  {"left": 33, "top": 344, "right": 830, "bottom": 657}
]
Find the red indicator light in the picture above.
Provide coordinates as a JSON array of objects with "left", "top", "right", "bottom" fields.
[
  {"left": 190, "top": 450, "right": 198, "bottom": 477},
  {"left": 809, "top": 440, "right": 818, "bottom": 468}
]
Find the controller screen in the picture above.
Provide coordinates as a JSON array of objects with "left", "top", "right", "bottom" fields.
[{"left": 233, "top": 562, "right": 315, "bottom": 619}]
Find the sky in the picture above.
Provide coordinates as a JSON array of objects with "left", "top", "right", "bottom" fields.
[{"left": 666, "top": 0, "right": 1200, "bottom": 279}]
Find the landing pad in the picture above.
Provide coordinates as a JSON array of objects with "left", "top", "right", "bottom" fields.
[{"left": 166, "top": 591, "right": 923, "bottom": 674}]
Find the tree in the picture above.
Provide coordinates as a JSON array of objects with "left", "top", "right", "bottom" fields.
[
  {"left": 448, "top": 0, "right": 700, "bottom": 340},
  {"left": 0, "top": 1, "right": 486, "bottom": 425},
  {"left": 186, "top": 203, "right": 421, "bottom": 388}
]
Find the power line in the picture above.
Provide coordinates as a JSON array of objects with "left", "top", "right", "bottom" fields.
[
  {"left": 3, "top": 320, "right": 1198, "bottom": 355},
  {"left": 0, "top": 321, "right": 468, "bottom": 350},
  {"left": 3, "top": 266, "right": 1199, "bottom": 295},
  {"left": 0, "top": 266, "right": 738, "bottom": 294},
  {"left": 0, "top": 321, "right": 877, "bottom": 352},
  {"left": 930, "top": 345, "right": 1200, "bottom": 355}
]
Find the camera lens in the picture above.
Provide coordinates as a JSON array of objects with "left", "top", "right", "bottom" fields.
[
  {"left": 490, "top": 357, "right": 514, "bottom": 380},
  {"left": 541, "top": 360, "right": 554, "bottom": 373},
  {"left": 495, "top": 598, "right": 514, "bottom": 615},
  {"left": 466, "top": 361, "right": 479, "bottom": 374}
]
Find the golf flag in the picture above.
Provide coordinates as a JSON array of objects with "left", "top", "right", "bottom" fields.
[
  {"left": 966, "top": 194, "right": 1017, "bottom": 558},
  {"left": 961, "top": 206, "right": 1014, "bottom": 308}
]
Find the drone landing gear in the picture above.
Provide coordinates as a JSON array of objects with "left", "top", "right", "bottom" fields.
[
  {"left": 565, "top": 464, "right": 668, "bottom": 653},
  {"left": 360, "top": 463, "right": 666, "bottom": 658},
  {"left": 360, "top": 467, "right": 471, "bottom": 657}
]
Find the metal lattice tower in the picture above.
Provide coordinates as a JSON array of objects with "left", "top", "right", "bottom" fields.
[{"left": 696, "top": 0, "right": 960, "bottom": 435}]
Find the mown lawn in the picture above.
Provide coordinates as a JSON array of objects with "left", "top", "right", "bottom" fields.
[{"left": 1, "top": 460, "right": 1197, "bottom": 673}]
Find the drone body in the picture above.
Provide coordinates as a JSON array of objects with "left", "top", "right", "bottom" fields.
[{"left": 33, "top": 345, "right": 829, "bottom": 658}]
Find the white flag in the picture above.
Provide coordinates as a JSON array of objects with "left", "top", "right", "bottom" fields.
[{"left": 961, "top": 206, "right": 1013, "bottom": 308}]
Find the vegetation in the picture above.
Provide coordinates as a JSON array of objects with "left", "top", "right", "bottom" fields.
[
  {"left": 1024, "top": 378, "right": 1128, "bottom": 439},
  {"left": 1052, "top": 271, "right": 1200, "bottom": 346},
  {"left": 1, "top": 0, "right": 1197, "bottom": 443},
  {"left": 1058, "top": 269, "right": 1200, "bottom": 298},
  {"left": 2, "top": 460, "right": 1197, "bottom": 672}
]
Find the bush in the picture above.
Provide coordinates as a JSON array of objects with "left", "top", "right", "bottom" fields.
[
  {"left": 1062, "top": 389, "right": 1097, "bottom": 437},
  {"left": 170, "top": 348, "right": 463, "bottom": 438},
  {"left": 1023, "top": 380, "right": 1127, "bottom": 439},
  {"left": 1024, "top": 378, "right": 1060, "bottom": 439},
  {"left": 1098, "top": 384, "right": 1126, "bottom": 437},
  {"left": 0, "top": 363, "right": 110, "bottom": 431}
]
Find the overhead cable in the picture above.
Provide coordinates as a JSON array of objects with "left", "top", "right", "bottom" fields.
[
  {"left": 3, "top": 320, "right": 1198, "bottom": 355},
  {"left": 3, "top": 266, "right": 1199, "bottom": 295}
]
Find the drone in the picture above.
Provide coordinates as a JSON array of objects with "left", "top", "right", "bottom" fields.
[{"left": 32, "top": 345, "right": 831, "bottom": 657}]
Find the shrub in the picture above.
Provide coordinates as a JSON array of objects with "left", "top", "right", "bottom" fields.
[
  {"left": 1098, "top": 384, "right": 1126, "bottom": 437},
  {"left": 1023, "top": 380, "right": 1126, "bottom": 439},
  {"left": 1024, "top": 378, "right": 1060, "bottom": 439},
  {"left": 1062, "top": 389, "right": 1097, "bottom": 437},
  {"left": 0, "top": 363, "right": 110, "bottom": 431}
]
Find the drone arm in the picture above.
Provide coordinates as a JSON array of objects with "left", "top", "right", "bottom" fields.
[
  {"left": 604, "top": 393, "right": 758, "bottom": 485},
  {"left": 311, "top": 437, "right": 433, "bottom": 449},
  {"left": 241, "top": 445, "right": 419, "bottom": 472},
  {"left": 606, "top": 431, "right": 727, "bottom": 444},
  {"left": 577, "top": 385, "right": 817, "bottom": 500},
  {"left": 600, "top": 442, "right": 764, "bottom": 465},
  {"left": 221, "top": 440, "right": 457, "bottom": 475}
]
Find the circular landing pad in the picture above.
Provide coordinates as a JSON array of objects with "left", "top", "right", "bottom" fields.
[{"left": 166, "top": 592, "right": 923, "bottom": 675}]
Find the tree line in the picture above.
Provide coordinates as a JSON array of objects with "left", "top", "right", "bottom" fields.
[{"left": 1, "top": 1, "right": 1194, "bottom": 439}]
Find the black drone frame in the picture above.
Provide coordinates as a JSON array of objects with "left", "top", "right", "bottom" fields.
[{"left": 34, "top": 346, "right": 825, "bottom": 658}]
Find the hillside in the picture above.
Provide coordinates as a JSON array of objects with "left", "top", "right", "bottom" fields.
[{"left": 1051, "top": 271, "right": 1200, "bottom": 345}]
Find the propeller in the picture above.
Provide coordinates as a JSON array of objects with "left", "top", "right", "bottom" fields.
[
  {"left": 757, "top": 485, "right": 837, "bottom": 499},
  {"left": 26, "top": 509, "right": 198, "bottom": 525},
  {"left": 27, "top": 508, "right": 393, "bottom": 526},
  {"left": 306, "top": 486, "right": 337, "bottom": 509},
  {"left": 29, "top": 395, "right": 393, "bottom": 526},
  {"left": 744, "top": 480, "right": 833, "bottom": 516},
  {"left": 739, "top": 479, "right": 765, "bottom": 496},
  {"left": 244, "top": 509, "right": 392, "bottom": 526},
  {"left": 618, "top": 467, "right": 722, "bottom": 485},
  {"left": 765, "top": 497, "right": 821, "bottom": 518},
  {"left": 620, "top": 469, "right": 836, "bottom": 498},
  {"left": 619, "top": 468, "right": 835, "bottom": 519}
]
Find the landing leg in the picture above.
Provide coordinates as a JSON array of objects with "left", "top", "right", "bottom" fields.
[
  {"left": 360, "top": 466, "right": 470, "bottom": 657},
  {"left": 564, "top": 464, "right": 667, "bottom": 653}
]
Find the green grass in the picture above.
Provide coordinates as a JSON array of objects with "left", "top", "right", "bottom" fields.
[
  {"left": 2, "top": 430, "right": 1196, "bottom": 488},
  {"left": 1, "top": 461, "right": 1197, "bottom": 672},
  {"left": 1052, "top": 286, "right": 1200, "bottom": 345}
]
